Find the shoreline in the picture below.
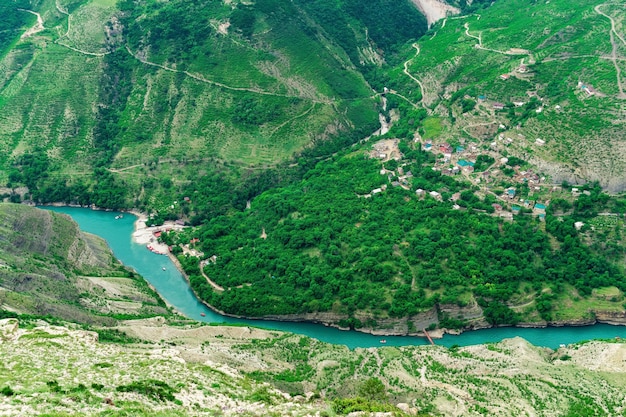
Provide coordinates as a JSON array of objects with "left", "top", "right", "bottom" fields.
[
  {"left": 127, "top": 209, "right": 626, "bottom": 338},
  {"left": 39, "top": 204, "right": 626, "bottom": 340}
]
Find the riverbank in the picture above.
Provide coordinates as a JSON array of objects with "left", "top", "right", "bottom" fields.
[
  {"left": 130, "top": 210, "right": 185, "bottom": 255},
  {"left": 40, "top": 205, "right": 626, "bottom": 348},
  {"left": 144, "top": 211, "right": 626, "bottom": 339}
]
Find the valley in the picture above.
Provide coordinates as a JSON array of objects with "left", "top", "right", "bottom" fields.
[{"left": 1, "top": 0, "right": 626, "bottom": 414}]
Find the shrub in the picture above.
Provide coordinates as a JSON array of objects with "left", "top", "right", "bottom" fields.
[{"left": 116, "top": 379, "right": 178, "bottom": 402}]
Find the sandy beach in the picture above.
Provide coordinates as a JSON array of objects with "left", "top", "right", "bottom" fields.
[{"left": 131, "top": 211, "right": 187, "bottom": 254}]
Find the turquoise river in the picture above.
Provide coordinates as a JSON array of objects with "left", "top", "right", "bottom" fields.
[{"left": 44, "top": 206, "right": 626, "bottom": 349}]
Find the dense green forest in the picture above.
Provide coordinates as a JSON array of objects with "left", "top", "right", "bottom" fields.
[
  {"left": 0, "top": 1, "right": 32, "bottom": 59},
  {"left": 164, "top": 137, "right": 626, "bottom": 327}
]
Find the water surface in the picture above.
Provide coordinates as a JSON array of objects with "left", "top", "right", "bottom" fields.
[{"left": 44, "top": 206, "right": 626, "bottom": 349}]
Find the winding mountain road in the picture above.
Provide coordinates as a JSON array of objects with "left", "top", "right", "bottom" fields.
[
  {"left": 125, "top": 46, "right": 332, "bottom": 104},
  {"left": 595, "top": 4, "right": 626, "bottom": 98},
  {"left": 402, "top": 43, "right": 430, "bottom": 112}
]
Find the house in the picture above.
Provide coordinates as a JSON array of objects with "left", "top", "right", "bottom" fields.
[
  {"left": 500, "top": 74, "right": 510, "bottom": 80},
  {"left": 154, "top": 231, "right": 162, "bottom": 238},
  {"left": 492, "top": 203, "right": 503, "bottom": 211},
  {"left": 535, "top": 138, "right": 545, "bottom": 146},
  {"left": 493, "top": 102, "right": 505, "bottom": 110},
  {"left": 391, "top": 181, "right": 401, "bottom": 187},
  {"left": 423, "top": 141, "right": 433, "bottom": 151},
  {"left": 416, "top": 189, "right": 425, "bottom": 197},
  {"left": 457, "top": 159, "right": 475, "bottom": 168},
  {"left": 456, "top": 145, "right": 465, "bottom": 153},
  {"left": 506, "top": 188, "right": 516, "bottom": 198},
  {"left": 518, "top": 64, "right": 528, "bottom": 73},
  {"left": 511, "top": 205, "right": 521, "bottom": 214},
  {"left": 439, "top": 143, "right": 453, "bottom": 153},
  {"left": 442, "top": 168, "right": 454, "bottom": 176},
  {"left": 534, "top": 203, "right": 546, "bottom": 213},
  {"left": 372, "top": 188, "right": 383, "bottom": 194}
]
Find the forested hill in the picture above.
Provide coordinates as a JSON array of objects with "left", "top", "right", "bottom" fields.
[
  {"left": 170, "top": 137, "right": 626, "bottom": 332},
  {"left": 0, "top": 0, "right": 426, "bottom": 211}
]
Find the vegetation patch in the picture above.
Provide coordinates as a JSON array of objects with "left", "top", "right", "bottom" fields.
[{"left": 116, "top": 379, "right": 179, "bottom": 402}]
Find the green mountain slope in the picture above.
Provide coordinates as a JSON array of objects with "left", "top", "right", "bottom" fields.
[
  {"left": 0, "top": 204, "right": 167, "bottom": 324},
  {"left": 0, "top": 0, "right": 427, "bottom": 210},
  {"left": 390, "top": 0, "right": 626, "bottom": 192}
]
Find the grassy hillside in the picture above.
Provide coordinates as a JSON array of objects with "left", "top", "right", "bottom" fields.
[
  {"left": 1, "top": 317, "right": 625, "bottom": 416},
  {"left": 0, "top": 0, "right": 427, "bottom": 210},
  {"left": 390, "top": 0, "right": 626, "bottom": 192},
  {"left": 0, "top": 203, "right": 168, "bottom": 324}
]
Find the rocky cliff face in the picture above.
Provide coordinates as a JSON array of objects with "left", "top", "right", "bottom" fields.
[{"left": 594, "top": 310, "right": 626, "bottom": 326}]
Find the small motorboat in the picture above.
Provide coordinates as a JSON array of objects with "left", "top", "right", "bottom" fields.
[
  {"left": 115, "top": 214, "right": 123, "bottom": 219},
  {"left": 162, "top": 267, "right": 166, "bottom": 271},
  {"left": 380, "top": 339, "right": 387, "bottom": 344},
  {"left": 200, "top": 312, "right": 206, "bottom": 317}
]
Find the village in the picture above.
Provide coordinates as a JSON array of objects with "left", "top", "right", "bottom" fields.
[{"left": 367, "top": 135, "right": 560, "bottom": 221}]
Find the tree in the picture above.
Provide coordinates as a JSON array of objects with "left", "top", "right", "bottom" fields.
[{"left": 358, "top": 378, "right": 387, "bottom": 402}]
